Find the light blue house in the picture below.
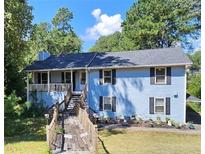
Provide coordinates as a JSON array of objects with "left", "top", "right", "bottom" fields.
[{"left": 25, "top": 47, "right": 192, "bottom": 123}]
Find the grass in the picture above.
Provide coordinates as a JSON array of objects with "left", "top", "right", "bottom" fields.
[
  {"left": 4, "top": 117, "right": 49, "bottom": 154},
  {"left": 98, "top": 129, "right": 201, "bottom": 154}
]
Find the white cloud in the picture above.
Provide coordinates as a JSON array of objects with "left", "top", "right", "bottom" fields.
[
  {"left": 81, "top": 9, "right": 122, "bottom": 41},
  {"left": 91, "top": 8, "right": 101, "bottom": 20}
]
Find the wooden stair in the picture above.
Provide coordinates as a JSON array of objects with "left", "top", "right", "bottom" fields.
[{"left": 51, "top": 93, "right": 96, "bottom": 154}]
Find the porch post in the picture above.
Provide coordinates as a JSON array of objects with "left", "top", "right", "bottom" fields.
[
  {"left": 71, "top": 70, "right": 73, "bottom": 92},
  {"left": 86, "top": 69, "right": 89, "bottom": 92},
  {"left": 48, "top": 71, "right": 50, "bottom": 92},
  {"left": 32, "top": 72, "right": 34, "bottom": 83},
  {"left": 27, "top": 73, "right": 29, "bottom": 102}
]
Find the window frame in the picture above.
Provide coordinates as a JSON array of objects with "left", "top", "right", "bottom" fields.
[
  {"left": 103, "top": 96, "right": 112, "bottom": 111},
  {"left": 80, "top": 71, "right": 86, "bottom": 85},
  {"left": 64, "top": 71, "right": 71, "bottom": 83},
  {"left": 155, "top": 67, "right": 167, "bottom": 84},
  {"left": 154, "top": 97, "right": 166, "bottom": 114},
  {"left": 103, "top": 69, "right": 112, "bottom": 84},
  {"left": 40, "top": 72, "right": 48, "bottom": 84}
]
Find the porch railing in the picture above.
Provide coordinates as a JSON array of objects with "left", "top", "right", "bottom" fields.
[{"left": 29, "top": 83, "right": 71, "bottom": 92}]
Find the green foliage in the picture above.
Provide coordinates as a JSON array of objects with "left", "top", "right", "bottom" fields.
[
  {"left": 52, "top": 7, "right": 73, "bottom": 33},
  {"left": 4, "top": 117, "right": 46, "bottom": 137},
  {"left": 122, "top": 0, "right": 201, "bottom": 50},
  {"left": 29, "top": 7, "right": 82, "bottom": 56},
  {"left": 4, "top": 91, "right": 24, "bottom": 117},
  {"left": 188, "top": 50, "right": 201, "bottom": 70},
  {"left": 90, "top": 0, "right": 200, "bottom": 51},
  {"left": 5, "top": 0, "right": 33, "bottom": 95},
  {"left": 89, "top": 32, "right": 123, "bottom": 52},
  {"left": 187, "top": 102, "right": 201, "bottom": 113},
  {"left": 187, "top": 74, "right": 201, "bottom": 98},
  {"left": 55, "top": 127, "right": 64, "bottom": 134}
]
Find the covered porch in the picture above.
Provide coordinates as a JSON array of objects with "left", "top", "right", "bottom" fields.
[{"left": 27, "top": 69, "right": 89, "bottom": 101}]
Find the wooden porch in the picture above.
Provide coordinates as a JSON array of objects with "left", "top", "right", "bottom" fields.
[{"left": 28, "top": 83, "right": 71, "bottom": 92}]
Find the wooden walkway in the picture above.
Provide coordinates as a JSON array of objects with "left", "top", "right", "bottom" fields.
[{"left": 48, "top": 90, "right": 97, "bottom": 154}]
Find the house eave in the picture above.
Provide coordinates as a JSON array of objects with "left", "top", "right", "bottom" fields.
[{"left": 25, "top": 63, "right": 192, "bottom": 72}]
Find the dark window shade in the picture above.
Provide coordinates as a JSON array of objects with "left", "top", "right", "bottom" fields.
[
  {"left": 38, "top": 73, "right": 41, "bottom": 84},
  {"left": 166, "top": 67, "right": 171, "bottom": 85},
  {"left": 112, "top": 96, "right": 116, "bottom": 112},
  {"left": 150, "top": 68, "right": 155, "bottom": 84},
  {"left": 99, "top": 96, "right": 103, "bottom": 111},
  {"left": 149, "top": 97, "right": 154, "bottom": 114},
  {"left": 99, "top": 70, "right": 103, "bottom": 85},
  {"left": 61, "top": 72, "right": 65, "bottom": 83},
  {"left": 166, "top": 97, "right": 171, "bottom": 115},
  {"left": 112, "top": 69, "right": 116, "bottom": 85}
]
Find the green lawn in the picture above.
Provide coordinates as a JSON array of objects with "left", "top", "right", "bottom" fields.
[
  {"left": 4, "top": 117, "right": 49, "bottom": 154},
  {"left": 98, "top": 129, "right": 201, "bottom": 154}
]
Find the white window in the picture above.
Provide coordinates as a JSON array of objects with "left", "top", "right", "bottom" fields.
[
  {"left": 103, "top": 96, "right": 112, "bottom": 111},
  {"left": 80, "top": 71, "right": 86, "bottom": 84},
  {"left": 154, "top": 98, "right": 165, "bottom": 114},
  {"left": 103, "top": 70, "right": 112, "bottom": 84},
  {"left": 155, "top": 67, "right": 166, "bottom": 84},
  {"left": 41, "top": 72, "right": 48, "bottom": 84},
  {"left": 65, "top": 72, "right": 71, "bottom": 83}
]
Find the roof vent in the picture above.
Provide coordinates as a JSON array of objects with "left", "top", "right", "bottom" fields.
[{"left": 38, "top": 51, "right": 50, "bottom": 61}]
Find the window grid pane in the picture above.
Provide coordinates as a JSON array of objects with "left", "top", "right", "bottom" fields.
[
  {"left": 156, "top": 68, "right": 166, "bottom": 83},
  {"left": 103, "top": 97, "right": 112, "bottom": 110},
  {"left": 65, "top": 72, "right": 71, "bottom": 83},
  {"left": 155, "top": 98, "right": 165, "bottom": 114}
]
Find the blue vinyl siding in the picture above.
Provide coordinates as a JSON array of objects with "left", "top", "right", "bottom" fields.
[{"left": 88, "top": 66, "right": 186, "bottom": 123}]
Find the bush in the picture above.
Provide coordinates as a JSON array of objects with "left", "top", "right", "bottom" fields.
[{"left": 4, "top": 91, "right": 24, "bottom": 118}]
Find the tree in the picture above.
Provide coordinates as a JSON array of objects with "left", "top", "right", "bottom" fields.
[
  {"left": 187, "top": 74, "right": 201, "bottom": 98},
  {"left": 188, "top": 50, "right": 201, "bottom": 71},
  {"left": 90, "top": 0, "right": 201, "bottom": 51},
  {"left": 52, "top": 7, "right": 73, "bottom": 33},
  {"left": 121, "top": 0, "right": 201, "bottom": 50},
  {"left": 4, "top": 0, "right": 33, "bottom": 96},
  {"left": 89, "top": 32, "right": 122, "bottom": 52},
  {"left": 29, "top": 7, "right": 82, "bottom": 56}
]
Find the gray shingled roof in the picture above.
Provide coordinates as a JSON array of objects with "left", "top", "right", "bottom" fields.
[
  {"left": 89, "top": 47, "right": 192, "bottom": 68},
  {"left": 25, "top": 52, "right": 96, "bottom": 71},
  {"left": 25, "top": 47, "right": 192, "bottom": 71}
]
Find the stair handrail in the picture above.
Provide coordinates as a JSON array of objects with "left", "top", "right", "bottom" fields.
[
  {"left": 46, "top": 104, "right": 59, "bottom": 148},
  {"left": 76, "top": 104, "right": 98, "bottom": 153},
  {"left": 79, "top": 84, "right": 87, "bottom": 108},
  {"left": 46, "top": 85, "right": 72, "bottom": 149}
]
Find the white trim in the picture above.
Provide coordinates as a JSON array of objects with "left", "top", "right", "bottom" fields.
[
  {"left": 80, "top": 70, "right": 86, "bottom": 85},
  {"left": 64, "top": 71, "right": 71, "bottom": 83},
  {"left": 25, "top": 63, "right": 192, "bottom": 72},
  {"left": 103, "top": 96, "right": 112, "bottom": 111},
  {"left": 184, "top": 66, "right": 187, "bottom": 123},
  {"left": 103, "top": 69, "right": 112, "bottom": 84},
  {"left": 154, "top": 97, "right": 166, "bottom": 115},
  {"left": 155, "top": 67, "right": 167, "bottom": 84},
  {"left": 27, "top": 74, "right": 29, "bottom": 102},
  {"left": 71, "top": 70, "right": 73, "bottom": 92},
  {"left": 47, "top": 71, "right": 50, "bottom": 92},
  {"left": 41, "top": 72, "right": 48, "bottom": 84}
]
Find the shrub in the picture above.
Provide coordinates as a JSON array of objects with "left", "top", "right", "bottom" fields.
[
  {"left": 4, "top": 91, "right": 24, "bottom": 118},
  {"left": 165, "top": 117, "right": 171, "bottom": 123},
  {"left": 187, "top": 122, "right": 195, "bottom": 129},
  {"left": 55, "top": 127, "right": 64, "bottom": 134}
]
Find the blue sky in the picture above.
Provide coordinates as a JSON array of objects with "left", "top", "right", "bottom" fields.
[{"left": 28, "top": 0, "right": 200, "bottom": 52}]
